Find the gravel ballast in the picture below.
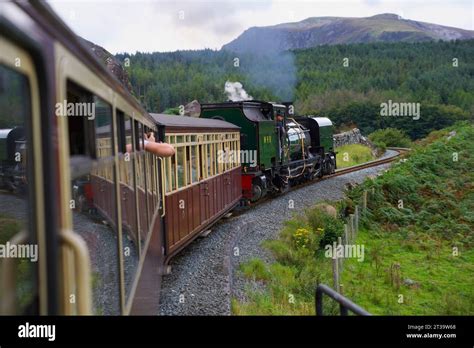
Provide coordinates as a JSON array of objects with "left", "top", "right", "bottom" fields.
[{"left": 159, "top": 153, "right": 397, "bottom": 315}]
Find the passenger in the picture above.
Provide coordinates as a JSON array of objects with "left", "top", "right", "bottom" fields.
[
  {"left": 126, "top": 131, "right": 175, "bottom": 157},
  {"left": 276, "top": 112, "right": 286, "bottom": 161}
]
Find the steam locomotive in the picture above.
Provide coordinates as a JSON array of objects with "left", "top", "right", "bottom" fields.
[
  {"left": 200, "top": 101, "right": 336, "bottom": 202},
  {"left": 0, "top": 127, "right": 27, "bottom": 193}
]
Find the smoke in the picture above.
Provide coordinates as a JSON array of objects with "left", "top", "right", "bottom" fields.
[
  {"left": 224, "top": 81, "right": 253, "bottom": 101},
  {"left": 245, "top": 51, "right": 296, "bottom": 101}
]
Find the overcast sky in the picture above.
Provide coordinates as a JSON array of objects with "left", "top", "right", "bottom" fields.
[{"left": 47, "top": 0, "right": 474, "bottom": 54}]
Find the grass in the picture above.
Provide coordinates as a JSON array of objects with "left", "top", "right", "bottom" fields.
[
  {"left": 0, "top": 213, "right": 22, "bottom": 244},
  {"left": 233, "top": 122, "right": 474, "bottom": 315},
  {"left": 336, "top": 144, "right": 375, "bottom": 168},
  {"left": 233, "top": 206, "right": 344, "bottom": 315},
  {"left": 341, "top": 227, "right": 474, "bottom": 315},
  {"left": 0, "top": 212, "right": 34, "bottom": 311}
]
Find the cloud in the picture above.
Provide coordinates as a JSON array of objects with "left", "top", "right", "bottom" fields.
[{"left": 48, "top": 0, "right": 474, "bottom": 53}]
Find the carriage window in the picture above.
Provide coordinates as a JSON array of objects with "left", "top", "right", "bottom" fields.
[
  {"left": 116, "top": 111, "right": 126, "bottom": 154},
  {"left": 118, "top": 113, "right": 139, "bottom": 303},
  {"left": 206, "top": 143, "right": 212, "bottom": 177},
  {"left": 185, "top": 147, "right": 192, "bottom": 185},
  {"left": 190, "top": 146, "right": 199, "bottom": 183},
  {"left": 169, "top": 155, "right": 176, "bottom": 191},
  {"left": 162, "top": 132, "right": 239, "bottom": 194},
  {"left": 67, "top": 82, "right": 120, "bottom": 315},
  {"left": 66, "top": 81, "right": 94, "bottom": 157},
  {"left": 0, "top": 63, "right": 35, "bottom": 314},
  {"left": 94, "top": 97, "right": 113, "bottom": 159},
  {"left": 134, "top": 121, "right": 144, "bottom": 151},
  {"left": 134, "top": 121, "right": 148, "bottom": 247},
  {"left": 221, "top": 141, "right": 225, "bottom": 172},
  {"left": 212, "top": 136, "right": 217, "bottom": 175},
  {"left": 135, "top": 121, "right": 145, "bottom": 189},
  {"left": 176, "top": 146, "right": 185, "bottom": 188},
  {"left": 144, "top": 127, "right": 154, "bottom": 197},
  {"left": 118, "top": 113, "right": 134, "bottom": 190},
  {"left": 94, "top": 98, "right": 113, "bottom": 183}
]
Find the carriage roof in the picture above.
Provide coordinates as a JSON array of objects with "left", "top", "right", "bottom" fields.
[{"left": 151, "top": 114, "right": 240, "bottom": 132}]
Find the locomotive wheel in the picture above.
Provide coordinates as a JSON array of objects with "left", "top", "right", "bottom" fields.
[
  {"left": 251, "top": 184, "right": 263, "bottom": 202},
  {"left": 279, "top": 183, "right": 290, "bottom": 194},
  {"left": 330, "top": 157, "right": 336, "bottom": 174},
  {"left": 327, "top": 160, "right": 335, "bottom": 174},
  {"left": 323, "top": 155, "right": 336, "bottom": 175}
]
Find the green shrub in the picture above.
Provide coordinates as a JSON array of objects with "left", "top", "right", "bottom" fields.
[
  {"left": 372, "top": 140, "right": 386, "bottom": 154},
  {"left": 306, "top": 208, "right": 344, "bottom": 248},
  {"left": 369, "top": 128, "right": 412, "bottom": 148}
]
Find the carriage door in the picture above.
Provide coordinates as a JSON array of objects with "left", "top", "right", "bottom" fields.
[{"left": 0, "top": 34, "right": 49, "bottom": 314}]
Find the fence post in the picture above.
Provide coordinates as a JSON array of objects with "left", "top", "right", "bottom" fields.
[
  {"left": 355, "top": 205, "right": 359, "bottom": 233},
  {"left": 338, "top": 236, "right": 343, "bottom": 272},
  {"left": 363, "top": 190, "right": 368, "bottom": 211},
  {"left": 332, "top": 256, "right": 339, "bottom": 293},
  {"left": 350, "top": 214, "right": 355, "bottom": 240},
  {"left": 344, "top": 224, "right": 349, "bottom": 245}
]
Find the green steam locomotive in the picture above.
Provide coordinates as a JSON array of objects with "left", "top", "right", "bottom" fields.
[{"left": 200, "top": 101, "right": 336, "bottom": 202}]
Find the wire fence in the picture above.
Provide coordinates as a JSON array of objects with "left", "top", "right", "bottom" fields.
[{"left": 331, "top": 189, "right": 371, "bottom": 294}]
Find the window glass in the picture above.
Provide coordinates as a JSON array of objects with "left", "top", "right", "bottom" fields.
[
  {"left": 170, "top": 155, "right": 176, "bottom": 191},
  {"left": 118, "top": 113, "right": 138, "bottom": 303},
  {"left": 0, "top": 63, "right": 35, "bottom": 314},
  {"left": 94, "top": 97, "right": 113, "bottom": 158},
  {"left": 186, "top": 147, "right": 192, "bottom": 185},
  {"left": 176, "top": 147, "right": 185, "bottom": 188},
  {"left": 191, "top": 146, "right": 199, "bottom": 182},
  {"left": 133, "top": 122, "right": 148, "bottom": 248},
  {"left": 206, "top": 143, "right": 212, "bottom": 177},
  {"left": 213, "top": 142, "right": 218, "bottom": 175},
  {"left": 68, "top": 84, "right": 120, "bottom": 314},
  {"left": 199, "top": 144, "right": 206, "bottom": 180}
]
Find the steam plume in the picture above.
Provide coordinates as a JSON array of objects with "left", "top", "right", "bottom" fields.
[{"left": 224, "top": 81, "right": 253, "bottom": 101}]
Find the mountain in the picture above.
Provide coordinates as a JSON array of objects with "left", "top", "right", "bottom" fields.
[{"left": 222, "top": 13, "right": 474, "bottom": 53}]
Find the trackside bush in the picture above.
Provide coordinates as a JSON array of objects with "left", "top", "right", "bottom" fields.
[{"left": 368, "top": 128, "right": 412, "bottom": 148}]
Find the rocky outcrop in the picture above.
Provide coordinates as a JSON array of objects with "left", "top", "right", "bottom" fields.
[
  {"left": 80, "top": 37, "right": 133, "bottom": 93},
  {"left": 334, "top": 128, "right": 377, "bottom": 154},
  {"left": 184, "top": 100, "right": 201, "bottom": 117}
]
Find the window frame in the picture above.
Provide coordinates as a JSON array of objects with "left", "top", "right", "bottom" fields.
[
  {"left": 0, "top": 34, "right": 45, "bottom": 314},
  {"left": 163, "top": 131, "right": 240, "bottom": 194}
]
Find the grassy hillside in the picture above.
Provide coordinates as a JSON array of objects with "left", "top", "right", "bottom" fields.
[
  {"left": 233, "top": 122, "right": 474, "bottom": 315},
  {"left": 336, "top": 144, "right": 375, "bottom": 168}
]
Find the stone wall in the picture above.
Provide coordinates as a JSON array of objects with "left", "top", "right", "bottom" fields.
[{"left": 333, "top": 128, "right": 378, "bottom": 154}]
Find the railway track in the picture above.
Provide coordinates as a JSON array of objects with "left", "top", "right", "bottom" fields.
[
  {"left": 329, "top": 147, "right": 410, "bottom": 178},
  {"left": 160, "top": 147, "right": 404, "bottom": 315},
  {"left": 233, "top": 147, "right": 410, "bottom": 215}
]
